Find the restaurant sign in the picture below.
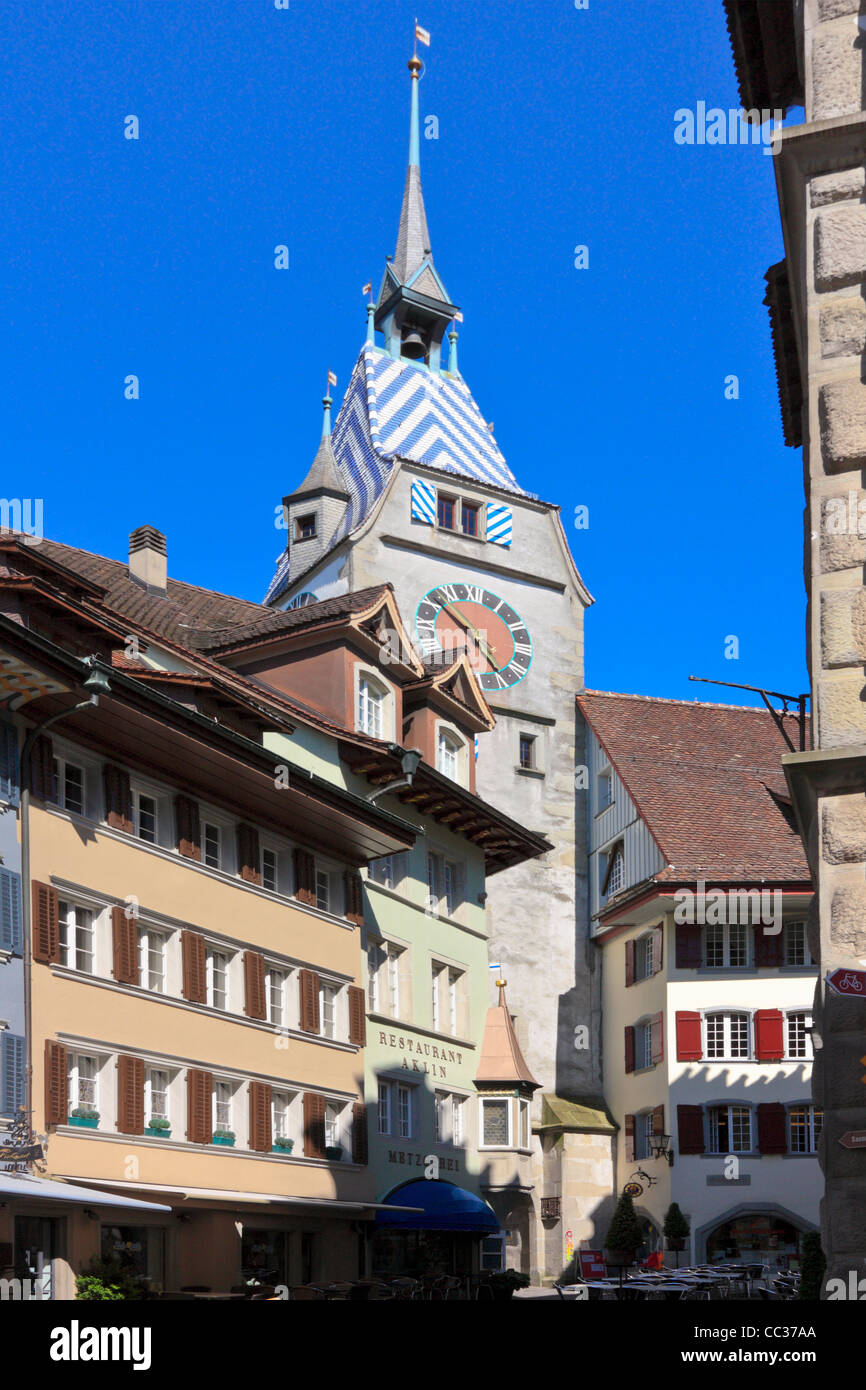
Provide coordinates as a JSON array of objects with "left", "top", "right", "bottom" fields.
[
  {"left": 376, "top": 1029, "right": 464, "bottom": 1080},
  {"left": 623, "top": 1181, "right": 643, "bottom": 1197}
]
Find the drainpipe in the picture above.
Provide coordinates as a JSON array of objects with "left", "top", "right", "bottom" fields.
[
  {"left": 19, "top": 659, "right": 111, "bottom": 1130},
  {"left": 365, "top": 747, "right": 423, "bottom": 803}
]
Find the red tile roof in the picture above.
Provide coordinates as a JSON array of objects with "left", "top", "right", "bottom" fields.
[{"left": 577, "top": 690, "right": 810, "bottom": 884}]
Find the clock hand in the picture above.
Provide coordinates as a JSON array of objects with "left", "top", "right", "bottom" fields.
[{"left": 440, "top": 600, "right": 502, "bottom": 671}]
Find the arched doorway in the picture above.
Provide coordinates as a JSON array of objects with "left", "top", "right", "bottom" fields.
[{"left": 705, "top": 1212, "right": 806, "bottom": 1270}]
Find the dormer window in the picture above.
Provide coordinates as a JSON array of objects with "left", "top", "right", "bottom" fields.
[
  {"left": 294, "top": 514, "right": 317, "bottom": 542},
  {"left": 357, "top": 674, "right": 386, "bottom": 738},
  {"left": 602, "top": 842, "right": 625, "bottom": 898},
  {"left": 437, "top": 730, "right": 460, "bottom": 781}
]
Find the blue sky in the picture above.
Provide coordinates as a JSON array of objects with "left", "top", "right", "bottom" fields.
[{"left": 1, "top": 0, "right": 806, "bottom": 707}]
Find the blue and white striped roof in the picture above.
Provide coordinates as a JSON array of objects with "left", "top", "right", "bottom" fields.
[{"left": 265, "top": 344, "right": 528, "bottom": 604}]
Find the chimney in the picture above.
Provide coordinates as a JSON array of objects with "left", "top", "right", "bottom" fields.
[{"left": 128, "top": 525, "right": 167, "bottom": 596}]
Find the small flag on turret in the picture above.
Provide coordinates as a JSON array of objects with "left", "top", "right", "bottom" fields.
[
  {"left": 454, "top": 310, "right": 464, "bottom": 323},
  {"left": 362, "top": 282, "right": 372, "bottom": 296},
  {"left": 327, "top": 370, "right": 337, "bottom": 388},
  {"left": 415, "top": 23, "right": 431, "bottom": 46}
]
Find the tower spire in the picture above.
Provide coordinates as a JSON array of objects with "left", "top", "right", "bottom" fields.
[{"left": 392, "top": 53, "right": 432, "bottom": 285}]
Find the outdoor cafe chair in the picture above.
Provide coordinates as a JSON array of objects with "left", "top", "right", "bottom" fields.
[
  {"left": 390, "top": 1276, "right": 422, "bottom": 1300},
  {"left": 289, "top": 1285, "right": 327, "bottom": 1301}
]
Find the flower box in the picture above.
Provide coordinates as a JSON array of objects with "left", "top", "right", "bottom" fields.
[
  {"left": 212, "top": 1132, "right": 235, "bottom": 1147},
  {"left": 146, "top": 1126, "right": 171, "bottom": 1138},
  {"left": 69, "top": 1111, "right": 99, "bottom": 1129},
  {"left": 272, "top": 1139, "right": 294, "bottom": 1154},
  {"left": 325, "top": 1145, "right": 343, "bottom": 1161}
]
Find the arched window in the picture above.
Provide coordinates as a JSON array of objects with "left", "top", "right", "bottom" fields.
[
  {"left": 437, "top": 729, "right": 461, "bottom": 782},
  {"left": 357, "top": 674, "right": 386, "bottom": 738}
]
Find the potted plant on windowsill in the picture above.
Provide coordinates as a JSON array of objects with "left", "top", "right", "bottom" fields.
[
  {"left": 486, "top": 1269, "right": 530, "bottom": 1302},
  {"left": 146, "top": 1116, "right": 171, "bottom": 1139},
  {"left": 272, "top": 1136, "right": 294, "bottom": 1154},
  {"left": 212, "top": 1128, "right": 236, "bottom": 1147},
  {"left": 69, "top": 1107, "right": 99, "bottom": 1129},
  {"left": 604, "top": 1192, "right": 642, "bottom": 1273},
  {"left": 324, "top": 1145, "right": 343, "bottom": 1161}
]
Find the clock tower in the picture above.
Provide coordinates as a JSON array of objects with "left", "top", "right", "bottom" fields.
[{"left": 266, "top": 51, "right": 614, "bottom": 1279}]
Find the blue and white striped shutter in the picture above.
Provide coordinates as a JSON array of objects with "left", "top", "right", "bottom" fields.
[
  {"left": 0, "top": 1032, "right": 25, "bottom": 1117},
  {"left": 0, "top": 869, "right": 22, "bottom": 956},
  {"left": 410, "top": 478, "right": 436, "bottom": 525},
  {"left": 0, "top": 721, "right": 18, "bottom": 807},
  {"left": 486, "top": 504, "right": 512, "bottom": 547}
]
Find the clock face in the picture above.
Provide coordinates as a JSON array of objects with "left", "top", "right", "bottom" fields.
[{"left": 414, "top": 581, "right": 533, "bottom": 691}]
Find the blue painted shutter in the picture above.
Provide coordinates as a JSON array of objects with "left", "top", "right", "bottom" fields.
[
  {"left": 486, "top": 504, "right": 512, "bottom": 547},
  {"left": 410, "top": 479, "right": 436, "bottom": 525},
  {"left": 0, "top": 870, "right": 22, "bottom": 956},
  {"left": 0, "top": 721, "right": 18, "bottom": 807},
  {"left": 0, "top": 1033, "right": 25, "bottom": 1117}
]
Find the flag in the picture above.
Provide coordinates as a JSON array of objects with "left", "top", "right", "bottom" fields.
[
  {"left": 327, "top": 370, "right": 337, "bottom": 388},
  {"left": 362, "top": 282, "right": 372, "bottom": 296},
  {"left": 415, "top": 23, "right": 430, "bottom": 46},
  {"left": 454, "top": 309, "right": 464, "bottom": 323},
  {"left": 487, "top": 421, "right": 495, "bottom": 432}
]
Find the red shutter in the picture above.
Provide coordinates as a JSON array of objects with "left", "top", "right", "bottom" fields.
[
  {"left": 181, "top": 930, "right": 207, "bottom": 1004},
  {"left": 675, "top": 922, "right": 702, "bottom": 968},
  {"left": 624, "top": 1025, "right": 635, "bottom": 1074},
  {"left": 652, "top": 1104, "right": 665, "bottom": 1138},
  {"left": 348, "top": 985, "right": 366, "bottom": 1045},
  {"left": 186, "top": 1069, "right": 213, "bottom": 1144},
  {"left": 625, "top": 940, "right": 635, "bottom": 987},
  {"left": 103, "top": 764, "right": 133, "bottom": 832},
  {"left": 675, "top": 1011, "right": 703, "bottom": 1061},
  {"left": 31, "top": 881, "right": 59, "bottom": 965},
  {"left": 650, "top": 1012, "right": 664, "bottom": 1065},
  {"left": 44, "top": 1039, "right": 67, "bottom": 1127},
  {"left": 293, "top": 848, "right": 316, "bottom": 906},
  {"left": 112, "top": 905, "right": 138, "bottom": 985},
  {"left": 237, "top": 824, "right": 262, "bottom": 885},
  {"left": 757, "top": 1102, "right": 788, "bottom": 1155},
  {"left": 243, "top": 951, "right": 267, "bottom": 1020},
  {"left": 116, "top": 1054, "right": 145, "bottom": 1135},
  {"left": 677, "top": 1104, "right": 705, "bottom": 1155},
  {"left": 175, "top": 795, "right": 201, "bottom": 861},
  {"left": 624, "top": 1113, "right": 635, "bottom": 1163},
  {"left": 344, "top": 870, "right": 364, "bottom": 926},
  {"left": 249, "top": 1081, "right": 272, "bottom": 1152},
  {"left": 352, "top": 1101, "right": 368, "bottom": 1165},
  {"left": 30, "top": 734, "right": 55, "bottom": 801},
  {"left": 755, "top": 1009, "right": 784, "bottom": 1061},
  {"left": 754, "top": 925, "right": 784, "bottom": 967},
  {"left": 299, "top": 969, "right": 320, "bottom": 1033},
  {"left": 653, "top": 924, "right": 664, "bottom": 974},
  {"left": 303, "top": 1092, "right": 327, "bottom": 1159}
]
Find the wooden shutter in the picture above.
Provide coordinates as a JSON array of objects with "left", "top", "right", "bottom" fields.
[
  {"left": 249, "top": 1081, "right": 272, "bottom": 1152},
  {"left": 675, "top": 1010, "right": 703, "bottom": 1061},
  {"left": 237, "top": 824, "right": 261, "bottom": 885},
  {"left": 652, "top": 1104, "right": 665, "bottom": 1138},
  {"left": 293, "top": 848, "right": 316, "bottom": 906},
  {"left": 299, "top": 969, "right": 320, "bottom": 1033},
  {"left": 44, "top": 1039, "right": 67, "bottom": 1127},
  {"left": 348, "top": 985, "right": 366, "bottom": 1045},
  {"left": 624, "top": 1025, "right": 635, "bottom": 1074},
  {"left": 186, "top": 1068, "right": 212, "bottom": 1144},
  {"left": 116, "top": 1054, "right": 145, "bottom": 1135},
  {"left": 625, "top": 940, "right": 635, "bottom": 987},
  {"left": 303, "top": 1091, "right": 327, "bottom": 1159},
  {"left": 675, "top": 922, "right": 702, "bottom": 968},
  {"left": 754, "top": 925, "right": 784, "bottom": 967},
  {"left": 352, "top": 1101, "right": 368, "bottom": 1165},
  {"left": 650, "top": 1012, "right": 664, "bottom": 1065},
  {"left": 175, "top": 795, "right": 201, "bottom": 861},
  {"left": 31, "top": 881, "right": 59, "bottom": 965},
  {"left": 677, "top": 1104, "right": 705, "bottom": 1155},
  {"left": 112, "top": 905, "right": 138, "bottom": 985},
  {"left": 30, "top": 733, "right": 54, "bottom": 802},
  {"left": 244, "top": 951, "right": 267, "bottom": 1020},
  {"left": 344, "top": 871, "right": 364, "bottom": 926},
  {"left": 181, "top": 930, "right": 207, "bottom": 1004},
  {"left": 755, "top": 1009, "right": 784, "bottom": 1061},
  {"left": 624, "top": 1113, "right": 635, "bottom": 1163},
  {"left": 103, "top": 763, "right": 133, "bottom": 832},
  {"left": 652, "top": 924, "right": 664, "bottom": 974},
  {"left": 757, "top": 1102, "right": 787, "bottom": 1155}
]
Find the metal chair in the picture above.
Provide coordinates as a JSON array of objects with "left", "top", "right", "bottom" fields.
[{"left": 390, "top": 1276, "right": 422, "bottom": 1301}]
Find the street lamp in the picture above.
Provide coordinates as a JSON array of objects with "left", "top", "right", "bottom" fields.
[{"left": 651, "top": 1134, "right": 675, "bottom": 1167}]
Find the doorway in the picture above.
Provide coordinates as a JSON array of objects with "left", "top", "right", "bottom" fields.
[{"left": 14, "top": 1215, "right": 61, "bottom": 1300}]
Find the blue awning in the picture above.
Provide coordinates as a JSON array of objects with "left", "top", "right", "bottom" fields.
[{"left": 374, "top": 1181, "right": 499, "bottom": 1233}]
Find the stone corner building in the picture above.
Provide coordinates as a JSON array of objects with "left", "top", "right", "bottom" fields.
[{"left": 724, "top": 0, "right": 866, "bottom": 1284}]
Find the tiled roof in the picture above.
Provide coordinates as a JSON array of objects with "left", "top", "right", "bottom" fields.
[
  {"left": 475, "top": 984, "right": 539, "bottom": 1091},
  {"left": 577, "top": 690, "right": 811, "bottom": 884}
]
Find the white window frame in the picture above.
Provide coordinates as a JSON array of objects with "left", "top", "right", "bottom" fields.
[
  {"left": 603, "top": 843, "right": 624, "bottom": 897},
  {"left": 377, "top": 1081, "right": 392, "bottom": 1136},
  {"left": 479, "top": 1095, "right": 513, "bottom": 1150},
  {"left": 319, "top": 981, "right": 338, "bottom": 1040},
  {"left": 261, "top": 845, "right": 279, "bottom": 893},
  {"left": 786, "top": 1011, "right": 813, "bottom": 1061},
  {"left": 784, "top": 920, "right": 812, "bottom": 967},
  {"left": 272, "top": 1089, "right": 293, "bottom": 1143},
  {"left": 707, "top": 1103, "right": 754, "bottom": 1155},
  {"left": 212, "top": 1078, "right": 233, "bottom": 1136},
  {"left": 355, "top": 668, "right": 393, "bottom": 740},
  {"left": 397, "top": 1084, "right": 412, "bottom": 1139},
  {"left": 266, "top": 965, "right": 288, "bottom": 1027},
  {"left": 58, "top": 900, "right": 96, "bottom": 975},
  {"left": 635, "top": 933, "right": 655, "bottom": 981},
  {"left": 138, "top": 925, "right": 167, "bottom": 994},
  {"left": 704, "top": 1011, "right": 751, "bottom": 1061},
  {"left": 788, "top": 1103, "right": 822, "bottom": 1154},
  {"left": 69, "top": 1052, "right": 99, "bottom": 1115},
  {"left": 145, "top": 1067, "right": 170, "bottom": 1124},
  {"left": 133, "top": 789, "right": 159, "bottom": 846},
  {"left": 53, "top": 754, "right": 86, "bottom": 816},
  {"left": 206, "top": 946, "right": 231, "bottom": 1012},
  {"left": 597, "top": 765, "right": 613, "bottom": 812},
  {"left": 324, "top": 1101, "right": 341, "bottom": 1151},
  {"left": 704, "top": 921, "right": 750, "bottom": 968}
]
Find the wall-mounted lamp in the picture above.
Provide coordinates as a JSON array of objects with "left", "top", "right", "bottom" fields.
[
  {"left": 651, "top": 1134, "right": 675, "bottom": 1168},
  {"left": 365, "top": 747, "right": 423, "bottom": 803}
]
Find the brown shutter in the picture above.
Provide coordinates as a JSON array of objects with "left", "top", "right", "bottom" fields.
[
  {"left": 303, "top": 1091, "right": 327, "bottom": 1159},
  {"left": 624, "top": 1113, "right": 635, "bottom": 1163},
  {"left": 624, "top": 1025, "right": 635, "bottom": 1074},
  {"left": 352, "top": 1101, "right": 368, "bottom": 1165},
  {"left": 293, "top": 848, "right": 316, "bottom": 906},
  {"left": 249, "top": 1081, "right": 272, "bottom": 1152},
  {"left": 344, "top": 870, "right": 364, "bottom": 926},
  {"left": 186, "top": 1068, "right": 213, "bottom": 1144},
  {"left": 181, "top": 930, "right": 207, "bottom": 1004},
  {"left": 348, "top": 985, "right": 366, "bottom": 1045},
  {"left": 299, "top": 968, "right": 320, "bottom": 1033},
  {"left": 237, "top": 823, "right": 261, "bottom": 885},
  {"left": 44, "top": 1039, "right": 67, "bottom": 1126},
  {"left": 755, "top": 1009, "right": 784, "bottom": 1061},
  {"left": 650, "top": 1012, "right": 664, "bottom": 1065},
  {"left": 675, "top": 922, "right": 702, "bottom": 968},
  {"left": 116, "top": 1054, "right": 145, "bottom": 1135},
  {"left": 175, "top": 794, "right": 201, "bottom": 861},
  {"left": 677, "top": 1104, "right": 705, "bottom": 1155},
  {"left": 30, "top": 733, "right": 55, "bottom": 801},
  {"left": 31, "top": 881, "right": 59, "bottom": 965},
  {"left": 754, "top": 925, "right": 784, "bottom": 967},
  {"left": 653, "top": 924, "right": 664, "bottom": 973},
  {"left": 625, "top": 940, "right": 635, "bottom": 987},
  {"left": 652, "top": 1104, "right": 665, "bottom": 1138},
  {"left": 675, "top": 1010, "right": 703, "bottom": 1061},
  {"left": 757, "top": 1102, "right": 787, "bottom": 1155},
  {"left": 112, "top": 905, "right": 138, "bottom": 985},
  {"left": 244, "top": 951, "right": 267, "bottom": 1020},
  {"left": 103, "top": 763, "right": 133, "bottom": 832}
]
